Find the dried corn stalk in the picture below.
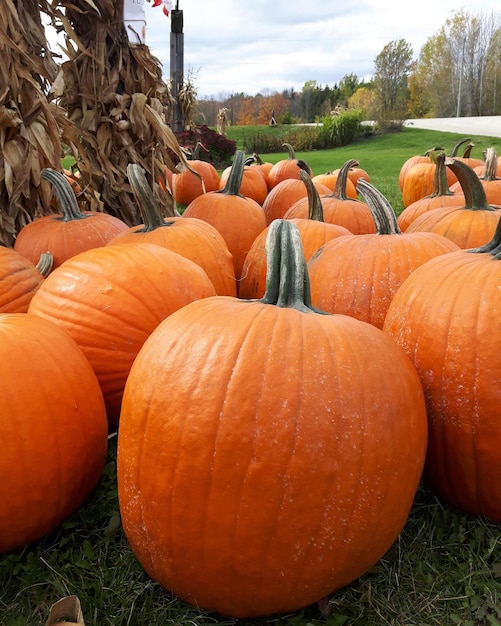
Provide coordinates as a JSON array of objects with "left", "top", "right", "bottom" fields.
[
  {"left": 0, "top": 0, "right": 63, "bottom": 246},
  {"left": 48, "top": 0, "right": 193, "bottom": 225}
]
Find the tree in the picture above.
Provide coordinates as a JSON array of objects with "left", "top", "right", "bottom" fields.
[
  {"left": 373, "top": 39, "right": 414, "bottom": 123},
  {"left": 410, "top": 9, "right": 501, "bottom": 117}
]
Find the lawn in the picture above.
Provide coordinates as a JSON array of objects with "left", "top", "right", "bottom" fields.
[{"left": 3, "top": 127, "right": 501, "bottom": 626}]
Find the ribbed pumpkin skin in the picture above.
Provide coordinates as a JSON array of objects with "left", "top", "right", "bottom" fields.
[
  {"left": 219, "top": 165, "right": 269, "bottom": 205},
  {"left": 239, "top": 219, "right": 352, "bottom": 299},
  {"left": 262, "top": 178, "right": 331, "bottom": 225},
  {"left": 172, "top": 160, "right": 221, "bottom": 206},
  {"left": 182, "top": 193, "right": 267, "bottom": 281},
  {"left": 28, "top": 243, "right": 216, "bottom": 430},
  {"left": 383, "top": 250, "right": 501, "bottom": 521},
  {"left": 0, "top": 313, "right": 108, "bottom": 554},
  {"left": 14, "top": 211, "right": 129, "bottom": 269},
  {"left": 106, "top": 216, "right": 237, "bottom": 296},
  {"left": 117, "top": 298, "right": 427, "bottom": 618},
  {"left": 308, "top": 232, "right": 459, "bottom": 329},
  {"left": 0, "top": 247, "right": 45, "bottom": 313},
  {"left": 284, "top": 195, "right": 376, "bottom": 234},
  {"left": 406, "top": 205, "right": 501, "bottom": 248}
]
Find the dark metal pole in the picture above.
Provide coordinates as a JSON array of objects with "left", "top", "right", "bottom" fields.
[{"left": 170, "top": 5, "right": 184, "bottom": 132}]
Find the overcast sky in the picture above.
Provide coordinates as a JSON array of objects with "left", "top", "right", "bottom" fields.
[{"left": 140, "top": 0, "right": 499, "bottom": 99}]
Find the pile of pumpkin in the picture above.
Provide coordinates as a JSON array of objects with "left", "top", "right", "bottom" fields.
[{"left": 1, "top": 138, "right": 500, "bottom": 619}]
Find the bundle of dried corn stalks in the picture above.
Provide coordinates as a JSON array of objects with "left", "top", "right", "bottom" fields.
[
  {"left": 0, "top": 0, "right": 63, "bottom": 246},
  {"left": 48, "top": 0, "right": 193, "bottom": 224}
]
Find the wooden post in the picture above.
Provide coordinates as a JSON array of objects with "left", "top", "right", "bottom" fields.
[{"left": 170, "top": 7, "right": 184, "bottom": 133}]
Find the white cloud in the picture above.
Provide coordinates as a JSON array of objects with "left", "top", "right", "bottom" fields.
[{"left": 45, "top": 1, "right": 501, "bottom": 99}]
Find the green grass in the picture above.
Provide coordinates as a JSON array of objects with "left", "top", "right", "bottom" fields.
[
  {"left": 4, "top": 128, "right": 501, "bottom": 626},
  {"left": 255, "top": 126, "right": 501, "bottom": 216}
]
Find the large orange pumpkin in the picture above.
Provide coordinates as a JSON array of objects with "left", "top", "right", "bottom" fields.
[
  {"left": 219, "top": 162, "right": 269, "bottom": 205},
  {"left": 107, "top": 164, "right": 237, "bottom": 296},
  {"left": 14, "top": 169, "right": 129, "bottom": 269},
  {"left": 117, "top": 219, "right": 428, "bottom": 619},
  {"left": 383, "top": 217, "right": 501, "bottom": 522},
  {"left": 308, "top": 179, "right": 460, "bottom": 329},
  {"left": 0, "top": 313, "right": 108, "bottom": 554},
  {"left": 170, "top": 156, "right": 220, "bottom": 207},
  {"left": 28, "top": 242, "right": 216, "bottom": 431}
]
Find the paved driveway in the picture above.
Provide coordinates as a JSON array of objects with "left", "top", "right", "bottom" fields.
[{"left": 403, "top": 116, "right": 501, "bottom": 138}]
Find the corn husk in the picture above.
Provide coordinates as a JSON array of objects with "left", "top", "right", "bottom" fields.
[
  {"left": 47, "top": 0, "right": 194, "bottom": 224},
  {"left": 0, "top": 0, "right": 63, "bottom": 246}
]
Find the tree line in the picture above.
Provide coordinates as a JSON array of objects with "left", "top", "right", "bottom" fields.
[{"left": 195, "top": 9, "right": 500, "bottom": 128}]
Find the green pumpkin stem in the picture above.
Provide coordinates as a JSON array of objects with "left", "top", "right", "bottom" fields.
[
  {"left": 260, "top": 220, "right": 325, "bottom": 314},
  {"left": 431, "top": 152, "right": 455, "bottom": 197},
  {"left": 356, "top": 179, "right": 401, "bottom": 235},
  {"left": 41, "top": 168, "right": 87, "bottom": 221},
  {"left": 449, "top": 137, "right": 471, "bottom": 157},
  {"left": 299, "top": 170, "right": 325, "bottom": 222},
  {"left": 36, "top": 252, "right": 53, "bottom": 277},
  {"left": 127, "top": 164, "right": 177, "bottom": 231},
  {"left": 445, "top": 158, "right": 495, "bottom": 211},
  {"left": 469, "top": 216, "right": 501, "bottom": 258},
  {"left": 329, "top": 159, "right": 360, "bottom": 201},
  {"left": 218, "top": 150, "right": 245, "bottom": 197}
]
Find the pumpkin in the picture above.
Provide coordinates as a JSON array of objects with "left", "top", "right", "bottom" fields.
[
  {"left": 182, "top": 150, "right": 267, "bottom": 282},
  {"left": 397, "top": 152, "right": 465, "bottom": 232},
  {"left": 219, "top": 161, "right": 269, "bottom": 205},
  {"left": 311, "top": 170, "right": 358, "bottom": 199},
  {"left": 284, "top": 159, "right": 376, "bottom": 234},
  {"left": 406, "top": 157, "right": 501, "bottom": 248},
  {"left": 452, "top": 146, "right": 501, "bottom": 205},
  {"left": 383, "top": 216, "right": 501, "bottom": 522},
  {"left": 398, "top": 145, "right": 443, "bottom": 191},
  {"left": 117, "top": 219, "right": 427, "bottom": 619},
  {"left": 28, "top": 242, "right": 216, "bottom": 431},
  {"left": 262, "top": 177, "right": 331, "bottom": 225},
  {"left": 239, "top": 170, "right": 352, "bottom": 299},
  {"left": 266, "top": 142, "right": 312, "bottom": 189},
  {"left": 14, "top": 169, "right": 129, "bottom": 269},
  {"left": 245, "top": 153, "right": 274, "bottom": 188},
  {"left": 0, "top": 313, "right": 108, "bottom": 554},
  {"left": 308, "top": 179, "right": 460, "bottom": 329},
  {"left": 107, "top": 164, "right": 237, "bottom": 296},
  {"left": 0, "top": 247, "right": 52, "bottom": 313},
  {"left": 167, "top": 142, "right": 221, "bottom": 207}
]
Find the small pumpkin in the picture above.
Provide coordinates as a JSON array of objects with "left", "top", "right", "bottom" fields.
[
  {"left": 0, "top": 313, "right": 108, "bottom": 554},
  {"left": 406, "top": 157, "right": 501, "bottom": 248},
  {"left": 0, "top": 247, "right": 52, "bottom": 313},
  {"left": 239, "top": 170, "right": 352, "bottom": 299},
  {"left": 284, "top": 159, "right": 376, "bottom": 234},
  {"left": 262, "top": 177, "right": 331, "bottom": 225},
  {"left": 397, "top": 152, "right": 464, "bottom": 232},
  {"left": 219, "top": 160, "right": 269, "bottom": 205},
  {"left": 266, "top": 143, "right": 312, "bottom": 189},
  {"left": 117, "top": 219, "right": 427, "bottom": 619},
  {"left": 14, "top": 169, "right": 129, "bottom": 269}
]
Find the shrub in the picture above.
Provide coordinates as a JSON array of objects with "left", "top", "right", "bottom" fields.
[
  {"left": 317, "top": 109, "right": 369, "bottom": 148},
  {"left": 174, "top": 125, "right": 236, "bottom": 169}
]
